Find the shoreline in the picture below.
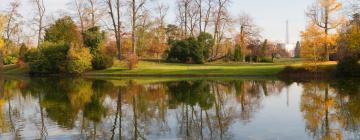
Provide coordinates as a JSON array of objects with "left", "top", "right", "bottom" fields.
[{"left": 1, "top": 61, "right": 344, "bottom": 79}]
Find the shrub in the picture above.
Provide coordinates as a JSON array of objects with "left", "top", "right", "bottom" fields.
[
  {"left": 24, "top": 49, "right": 51, "bottom": 74},
  {"left": 44, "top": 16, "right": 80, "bottom": 44},
  {"left": 167, "top": 37, "right": 204, "bottom": 64},
  {"left": 82, "top": 26, "right": 105, "bottom": 55},
  {"left": 24, "top": 49, "right": 42, "bottom": 63},
  {"left": 92, "top": 53, "right": 114, "bottom": 70},
  {"left": 3, "top": 55, "right": 18, "bottom": 65},
  {"left": 127, "top": 54, "right": 138, "bottom": 70},
  {"left": 19, "top": 43, "right": 28, "bottom": 59},
  {"left": 27, "top": 42, "right": 70, "bottom": 74},
  {"left": 259, "top": 57, "right": 273, "bottom": 63},
  {"left": 67, "top": 47, "right": 93, "bottom": 74},
  {"left": 29, "top": 57, "right": 52, "bottom": 74},
  {"left": 103, "top": 43, "right": 118, "bottom": 58},
  {"left": 336, "top": 57, "right": 360, "bottom": 77},
  {"left": 41, "top": 42, "right": 70, "bottom": 73},
  {"left": 197, "top": 32, "right": 214, "bottom": 60}
]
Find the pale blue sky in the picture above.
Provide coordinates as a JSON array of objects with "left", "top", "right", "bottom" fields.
[{"left": 0, "top": 0, "right": 330, "bottom": 43}]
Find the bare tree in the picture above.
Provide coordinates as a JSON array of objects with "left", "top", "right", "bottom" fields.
[
  {"left": 348, "top": 0, "right": 360, "bottom": 15},
  {"left": 306, "top": 0, "right": 343, "bottom": 61},
  {"left": 88, "top": 0, "right": 97, "bottom": 27},
  {"left": 130, "top": 0, "right": 146, "bottom": 54},
  {"left": 187, "top": 1, "right": 200, "bottom": 36},
  {"left": 105, "top": 0, "right": 123, "bottom": 59},
  {"left": 212, "top": 0, "right": 231, "bottom": 58},
  {"left": 237, "top": 13, "right": 261, "bottom": 62},
  {"left": 1, "top": 0, "right": 21, "bottom": 68},
  {"left": 4, "top": 0, "right": 22, "bottom": 48},
  {"left": 195, "top": 0, "right": 203, "bottom": 32},
  {"left": 86, "top": 0, "right": 105, "bottom": 27},
  {"left": 32, "top": 0, "right": 46, "bottom": 48},
  {"left": 73, "top": 0, "right": 87, "bottom": 32},
  {"left": 203, "top": 0, "right": 214, "bottom": 32},
  {"left": 154, "top": 2, "right": 169, "bottom": 28},
  {"left": 72, "top": 0, "right": 103, "bottom": 32},
  {"left": 176, "top": 0, "right": 191, "bottom": 38}
]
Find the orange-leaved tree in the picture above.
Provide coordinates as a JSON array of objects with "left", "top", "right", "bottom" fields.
[{"left": 306, "top": 0, "right": 343, "bottom": 61}]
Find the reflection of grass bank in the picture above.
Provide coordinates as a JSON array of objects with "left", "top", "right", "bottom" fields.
[
  {"left": 1, "top": 64, "right": 29, "bottom": 75},
  {"left": 84, "top": 76, "right": 281, "bottom": 86},
  {"left": 279, "top": 61, "right": 337, "bottom": 79}
]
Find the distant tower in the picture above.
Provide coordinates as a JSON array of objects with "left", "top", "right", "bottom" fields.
[{"left": 286, "top": 20, "right": 289, "bottom": 44}]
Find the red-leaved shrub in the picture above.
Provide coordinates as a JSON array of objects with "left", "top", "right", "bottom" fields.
[{"left": 127, "top": 54, "right": 138, "bottom": 70}]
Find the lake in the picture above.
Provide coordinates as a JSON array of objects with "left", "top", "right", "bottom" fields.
[{"left": 0, "top": 77, "right": 359, "bottom": 140}]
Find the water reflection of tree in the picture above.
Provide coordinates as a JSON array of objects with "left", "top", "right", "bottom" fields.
[
  {"left": 301, "top": 82, "right": 342, "bottom": 140},
  {"left": 167, "top": 80, "right": 216, "bottom": 140},
  {"left": 0, "top": 78, "right": 10, "bottom": 134},
  {"left": 0, "top": 79, "right": 27, "bottom": 139},
  {"left": 116, "top": 80, "right": 170, "bottom": 140},
  {"left": 0, "top": 78, "right": 291, "bottom": 139},
  {"left": 233, "top": 80, "right": 285, "bottom": 122},
  {"left": 331, "top": 80, "right": 360, "bottom": 139},
  {"left": 22, "top": 78, "right": 110, "bottom": 139},
  {"left": 300, "top": 81, "right": 360, "bottom": 140}
]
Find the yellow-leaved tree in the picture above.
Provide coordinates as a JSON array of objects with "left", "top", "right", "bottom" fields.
[
  {"left": 301, "top": 23, "right": 337, "bottom": 71},
  {"left": 306, "top": 0, "right": 343, "bottom": 61},
  {"left": 0, "top": 14, "right": 6, "bottom": 69}
]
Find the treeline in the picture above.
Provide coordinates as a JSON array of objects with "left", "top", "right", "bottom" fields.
[
  {"left": 298, "top": 0, "right": 360, "bottom": 77},
  {"left": 0, "top": 0, "right": 358, "bottom": 75}
]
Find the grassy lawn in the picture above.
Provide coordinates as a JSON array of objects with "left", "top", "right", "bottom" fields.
[
  {"left": 86, "top": 60, "right": 301, "bottom": 77},
  {"left": 0, "top": 59, "right": 338, "bottom": 77},
  {"left": 1, "top": 64, "right": 29, "bottom": 75}
]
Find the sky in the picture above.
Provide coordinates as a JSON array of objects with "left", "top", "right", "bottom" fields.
[{"left": 0, "top": 0, "right": 318, "bottom": 44}]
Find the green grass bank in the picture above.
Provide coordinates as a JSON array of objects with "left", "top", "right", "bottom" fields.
[{"left": 1, "top": 60, "right": 339, "bottom": 77}]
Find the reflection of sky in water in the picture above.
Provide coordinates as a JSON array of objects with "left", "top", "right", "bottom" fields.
[
  {"left": 0, "top": 78, "right": 360, "bottom": 140},
  {"left": 231, "top": 84, "right": 310, "bottom": 140}
]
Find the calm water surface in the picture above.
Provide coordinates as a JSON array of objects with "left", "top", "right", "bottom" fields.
[{"left": 0, "top": 77, "right": 359, "bottom": 140}]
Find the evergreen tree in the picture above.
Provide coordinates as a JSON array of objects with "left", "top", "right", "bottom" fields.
[{"left": 294, "top": 41, "right": 301, "bottom": 58}]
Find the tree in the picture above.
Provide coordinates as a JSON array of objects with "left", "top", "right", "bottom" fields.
[
  {"left": 32, "top": 0, "right": 46, "bottom": 48},
  {"left": 105, "top": 0, "right": 123, "bottom": 59},
  {"left": 203, "top": 0, "right": 214, "bottom": 33},
  {"left": 73, "top": 0, "right": 87, "bottom": 32},
  {"left": 195, "top": 0, "right": 203, "bottom": 32},
  {"left": 260, "top": 39, "right": 268, "bottom": 61},
  {"left": 335, "top": 13, "right": 360, "bottom": 77},
  {"left": 212, "top": 0, "right": 231, "bottom": 59},
  {"left": 3, "top": 0, "right": 22, "bottom": 51},
  {"left": 294, "top": 41, "right": 301, "bottom": 58},
  {"left": 300, "top": 23, "right": 333, "bottom": 71},
  {"left": 82, "top": 26, "right": 105, "bottom": 55},
  {"left": 197, "top": 32, "right": 214, "bottom": 61},
  {"left": 166, "top": 24, "right": 182, "bottom": 41},
  {"left": 236, "top": 13, "right": 261, "bottom": 62},
  {"left": 176, "top": 0, "right": 191, "bottom": 38},
  {"left": 87, "top": 0, "right": 101, "bottom": 27},
  {"left": 155, "top": 2, "right": 169, "bottom": 28},
  {"left": 337, "top": 13, "right": 360, "bottom": 59},
  {"left": 130, "top": 0, "right": 146, "bottom": 55},
  {"left": 167, "top": 37, "right": 204, "bottom": 64},
  {"left": 72, "top": 0, "right": 103, "bottom": 32},
  {"left": 0, "top": 15, "right": 6, "bottom": 68},
  {"left": 307, "top": 0, "right": 343, "bottom": 61},
  {"left": 44, "top": 16, "right": 80, "bottom": 45},
  {"left": 1, "top": 1, "right": 21, "bottom": 68},
  {"left": 233, "top": 44, "right": 242, "bottom": 61}
]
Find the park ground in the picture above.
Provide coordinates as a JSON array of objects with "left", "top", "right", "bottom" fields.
[{"left": 0, "top": 58, "right": 338, "bottom": 77}]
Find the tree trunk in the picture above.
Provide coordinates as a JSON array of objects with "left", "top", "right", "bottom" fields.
[{"left": 132, "top": 0, "right": 136, "bottom": 54}]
